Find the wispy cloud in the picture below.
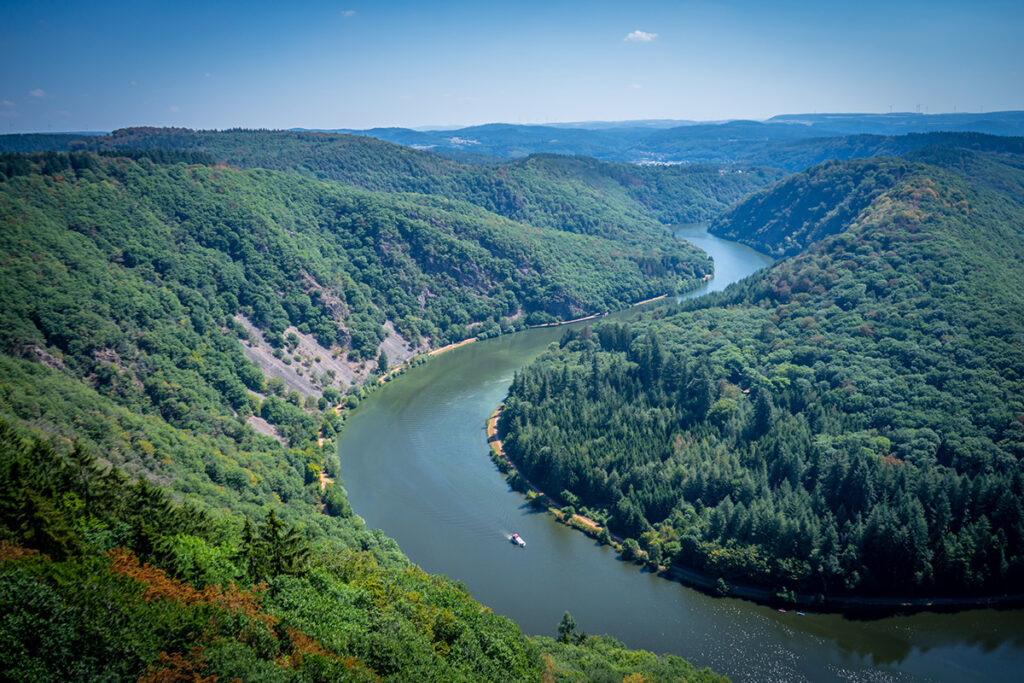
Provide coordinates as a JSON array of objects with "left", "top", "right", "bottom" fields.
[
  {"left": 1, "top": 100, "right": 15, "bottom": 108},
  {"left": 630, "top": 83, "right": 643, "bottom": 89},
  {"left": 170, "top": 105, "right": 181, "bottom": 113},
  {"left": 28, "top": 88, "right": 46, "bottom": 98},
  {"left": 625, "top": 30, "right": 657, "bottom": 43},
  {"left": 341, "top": 10, "right": 356, "bottom": 17}
]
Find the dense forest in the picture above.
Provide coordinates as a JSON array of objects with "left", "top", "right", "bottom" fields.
[
  {"left": 0, "top": 147, "right": 732, "bottom": 678},
  {"left": 1, "top": 150, "right": 710, "bottom": 360},
  {"left": 0, "top": 421, "right": 723, "bottom": 681},
  {"left": 711, "top": 136, "right": 1024, "bottom": 258},
  {"left": 500, "top": 140, "right": 1024, "bottom": 602},
  {"left": 0, "top": 128, "right": 781, "bottom": 237}
]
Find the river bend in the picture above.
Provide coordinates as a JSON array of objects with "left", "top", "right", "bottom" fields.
[{"left": 338, "top": 225, "right": 1024, "bottom": 682}]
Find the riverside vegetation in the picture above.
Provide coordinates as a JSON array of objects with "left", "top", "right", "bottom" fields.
[
  {"left": 0, "top": 142, "right": 740, "bottom": 680},
  {"left": 500, "top": 136, "right": 1024, "bottom": 604}
]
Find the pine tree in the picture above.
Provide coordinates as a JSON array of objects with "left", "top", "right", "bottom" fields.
[{"left": 557, "top": 611, "right": 577, "bottom": 644}]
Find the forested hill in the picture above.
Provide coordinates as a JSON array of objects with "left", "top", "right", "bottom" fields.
[
  {"left": 2, "top": 150, "right": 711, "bottom": 354},
  {"left": 711, "top": 133, "right": 1024, "bottom": 256},
  {"left": 743, "top": 130, "right": 1024, "bottom": 173},
  {"left": 500, "top": 144, "right": 1024, "bottom": 603},
  {"left": 0, "top": 148, "right": 714, "bottom": 551},
  {"left": 0, "top": 128, "right": 781, "bottom": 240},
  {"left": 0, "top": 152, "right": 727, "bottom": 679}
]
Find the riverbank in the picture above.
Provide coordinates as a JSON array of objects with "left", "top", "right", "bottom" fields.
[
  {"left": 630, "top": 294, "right": 669, "bottom": 307},
  {"left": 487, "top": 404, "right": 623, "bottom": 545},
  {"left": 383, "top": 293, "right": 679, "bottom": 383},
  {"left": 427, "top": 337, "right": 478, "bottom": 356}
]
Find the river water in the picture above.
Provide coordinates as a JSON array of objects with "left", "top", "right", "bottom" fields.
[{"left": 338, "top": 225, "right": 1024, "bottom": 682}]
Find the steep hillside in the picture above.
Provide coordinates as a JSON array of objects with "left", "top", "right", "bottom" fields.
[
  {"left": 707, "top": 158, "right": 916, "bottom": 257},
  {"left": 0, "top": 151, "right": 727, "bottom": 679},
  {"left": 0, "top": 151, "right": 713, "bottom": 526},
  {"left": 0, "top": 420, "right": 723, "bottom": 682},
  {"left": 500, "top": 147, "right": 1024, "bottom": 603},
  {"left": 710, "top": 135, "right": 1024, "bottom": 256}
]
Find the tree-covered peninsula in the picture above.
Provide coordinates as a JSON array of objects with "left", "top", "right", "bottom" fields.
[{"left": 500, "top": 139, "right": 1024, "bottom": 604}]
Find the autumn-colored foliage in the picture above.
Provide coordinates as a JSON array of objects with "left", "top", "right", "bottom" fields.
[
  {"left": 0, "top": 540, "right": 47, "bottom": 562},
  {"left": 107, "top": 547, "right": 276, "bottom": 629}
]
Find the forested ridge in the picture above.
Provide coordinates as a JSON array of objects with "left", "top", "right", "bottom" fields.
[
  {"left": 2, "top": 150, "right": 709, "bottom": 359},
  {"left": 11, "top": 122, "right": 1024, "bottom": 171},
  {"left": 710, "top": 135, "right": 1024, "bottom": 257},
  {"left": 0, "top": 127, "right": 781, "bottom": 240},
  {"left": 0, "top": 148, "right": 729, "bottom": 679},
  {"left": 501, "top": 141, "right": 1024, "bottom": 603}
]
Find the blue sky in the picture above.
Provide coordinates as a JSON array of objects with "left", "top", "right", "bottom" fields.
[{"left": 2, "top": 0, "right": 1022, "bottom": 132}]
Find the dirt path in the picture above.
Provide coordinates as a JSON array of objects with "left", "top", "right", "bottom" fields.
[{"left": 527, "top": 312, "right": 605, "bottom": 329}]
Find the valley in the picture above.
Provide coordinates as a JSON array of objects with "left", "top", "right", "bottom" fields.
[{"left": 2, "top": 127, "right": 1023, "bottom": 681}]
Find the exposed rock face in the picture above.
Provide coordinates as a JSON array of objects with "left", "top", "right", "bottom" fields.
[{"left": 234, "top": 315, "right": 418, "bottom": 401}]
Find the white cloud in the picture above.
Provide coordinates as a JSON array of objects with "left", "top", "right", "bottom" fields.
[
  {"left": 28, "top": 88, "right": 46, "bottom": 98},
  {"left": 625, "top": 30, "right": 657, "bottom": 43},
  {"left": 630, "top": 83, "right": 643, "bottom": 89},
  {"left": 1, "top": 100, "right": 15, "bottom": 107},
  {"left": 170, "top": 105, "right": 181, "bottom": 112},
  {"left": 341, "top": 10, "right": 356, "bottom": 17}
]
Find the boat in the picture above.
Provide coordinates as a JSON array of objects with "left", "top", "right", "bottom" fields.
[{"left": 510, "top": 533, "right": 526, "bottom": 547}]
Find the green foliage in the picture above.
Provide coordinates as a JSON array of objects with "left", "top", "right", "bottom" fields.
[
  {"left": 0, "top": 422, "right": 713, "bottom": 680},
  {"left": 0, "top": 144, "right": 729, "bottom": 679},
  {"left": 710, "top": 157, "right": 916, "bottom": 256},
  {"left": 557, "top": 610, "right": 578, "bottom": 644},
  {"left": 534, "top": 634, "right": 725, "bottom": 682},
  {"left": 502, "top": 144, "right": 1024, "bottom": 599},
  {"left": 0, "top": 152, "right": 711, "bottom": 371},
  {"left": 0, "top": 128, "right": 779, "bottom": 237}
]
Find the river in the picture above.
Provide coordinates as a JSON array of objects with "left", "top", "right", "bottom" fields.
[{"left": 338, "top": 225, "right": 1024, "bottom": 682}]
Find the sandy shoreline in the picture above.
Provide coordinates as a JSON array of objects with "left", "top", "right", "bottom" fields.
[{"left": 427, "top": 337, "right": 479, "bottom": 356}]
